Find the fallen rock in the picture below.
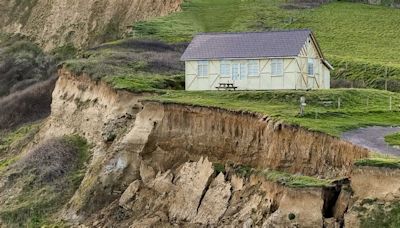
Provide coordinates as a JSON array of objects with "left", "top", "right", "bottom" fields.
[
  {"left": 231, "top": 174, "right": 244, "bottom": 192},
  {"left": 148, "top": 170, "right": 174, "bottom": 193},
  {"left": 333, "top": 187, "right": 351, "bottom": 220},
  {"left": 140, "top": 162, "right": 156, "bottom": 184},
  {"left": 169, "top": 157, "right": 214, "bottom": 222},
  {"left": 119, "top": 180, "right": 141, "bottom": 208},
  {"left": 195, "top": 173, "right": 232, "bottom": 224},
  {"left": 263, "top": 188, "right": 324, "bottom": 228}
]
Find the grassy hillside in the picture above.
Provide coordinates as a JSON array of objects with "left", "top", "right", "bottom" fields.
[
  {"left": 133, "top": 0, "right": 400, "bottom": 90},
  {"left": 64, "top": 39, "right": 185, "bottom": 92},
  {"left": 154, "top": 89, "right": 400, "bottom": 136}
]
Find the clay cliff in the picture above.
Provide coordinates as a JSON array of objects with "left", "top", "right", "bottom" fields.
[{"left": 0, "top": 0, "right": 182, "bottom": 50}]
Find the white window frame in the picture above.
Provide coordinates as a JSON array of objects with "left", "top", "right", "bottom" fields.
[
  {"left": 308, "top": 58, "right": 314, "bottom": 77},
  {"left": 271, "top": 59, "right": 284, "bottom": 76},
  {"left": 248, "top": 60, "right": 260, "bottom": 77},
  {"left": 197, "top": 60, "right": 209, "bottom": 77},
  {"left": 220, "top": 60, "right": 231, "bottom": 77}
]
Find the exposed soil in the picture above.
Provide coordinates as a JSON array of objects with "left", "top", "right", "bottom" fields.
[{"left": 341, "top": 126, "right": 400, "bottom": 156}]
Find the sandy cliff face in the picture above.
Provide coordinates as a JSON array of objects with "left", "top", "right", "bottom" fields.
[
  {"left": 142, "top": 103, "right": 369, "bottom": 178},
  {"left": 31, "top": 69, "right": 397, "bottom": 227},
  {"left": 0, "top": 0, "right": 182, "bottom": 50}
]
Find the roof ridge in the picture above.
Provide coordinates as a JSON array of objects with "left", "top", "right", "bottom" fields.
[{"left": 195, "top": 29, "right": 312, "bottom": 36}]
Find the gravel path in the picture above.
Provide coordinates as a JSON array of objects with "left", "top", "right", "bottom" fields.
[{"left": 341, "top": 126, "right": 400, "bottom": 156}]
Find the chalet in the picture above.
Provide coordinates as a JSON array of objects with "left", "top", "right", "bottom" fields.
[{"left": 181, "top": 30, "right": 333, "bottom": 91}]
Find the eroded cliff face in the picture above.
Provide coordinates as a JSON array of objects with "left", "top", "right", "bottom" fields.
[
  {"left": 142, "top": 103, "right": 369, "bottom": 178},
  {"left": 30, "top": 69, "right": 397, "bottom": 227},
  {"left": 0, "top": 0, "right": 182, "bottom": 50}
]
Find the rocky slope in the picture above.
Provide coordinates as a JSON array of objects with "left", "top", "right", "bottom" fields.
[
  {"left": 0, "top": 0, "right": 182, "bottom": 50},
  {"left": 15, "top": 68, "right": 397, "bottom": 227}
]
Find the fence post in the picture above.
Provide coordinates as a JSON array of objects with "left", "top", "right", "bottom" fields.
[
  {"left": 385, "top": 67, "right": 388, "bottom": 91},
  {"left": 390, "top": 96, "right": 392, "bottom": 111},
  {"left": 338, "top": 97, "right": 341, "bottom": 110}
]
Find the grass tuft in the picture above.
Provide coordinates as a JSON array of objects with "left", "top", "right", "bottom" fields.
[
  {"left": 355, "top": 157, "right": 400, "bottom": 169},
  {"left": 384, "top": 132, "right": 400, "bottom": 146},
  {"left": 263, "top": 170, "right": 333, "bottom": 188}
]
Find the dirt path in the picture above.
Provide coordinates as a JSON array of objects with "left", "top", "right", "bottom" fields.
[{"left": 341, "top": 126, "right": 400, "bottom": 156}]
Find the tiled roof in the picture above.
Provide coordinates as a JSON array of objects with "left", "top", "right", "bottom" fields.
[{"left": 181, "top": 30, "right": 313, "bottom": 61}]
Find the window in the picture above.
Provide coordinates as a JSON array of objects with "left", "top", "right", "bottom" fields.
[
  {"left": 197, "top": 61, "right": 209, "bottom": 77},
  {"left": 240, "top": 63, "right": 247, "bottom": 79},
  {"left": 232, "top": 63, "right": 240, "bottom": 80},
  {"left": 308, "top": 58, "right": 314, "bottom": 76},
  {"left": 220, "top": 61, "right": 231, "bottom": 76},
  {"left": 271, "top": 59, "right": 283, "bottom": 76},
  {"left": 248, "top": 60, "right": 259, "bottom": 76}
]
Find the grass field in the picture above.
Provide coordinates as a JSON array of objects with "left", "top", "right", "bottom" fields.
[
  {"left": 385, "top": 132, "right": 400, "bottom": 146},
  {"left": 154, "top": 89, "right": 400, "bottom": 136},
  {"left": 133, "top": 0, "right": 400, "bottom": 90}
]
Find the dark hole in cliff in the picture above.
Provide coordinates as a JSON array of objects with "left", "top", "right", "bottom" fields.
[
  {"left": 322, "top": 179, "right": 348, "bottom": 218},
  {"left": 323, "top": 186, "right": 340, "bottom": 218}
]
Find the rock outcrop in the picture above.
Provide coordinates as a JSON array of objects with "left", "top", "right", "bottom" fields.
[{"left": 0, "top": 0, "right": 182, "bottom": 50}]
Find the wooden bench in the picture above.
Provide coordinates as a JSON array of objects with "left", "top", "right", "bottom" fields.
[{"left": 216, "top": 83, "right": 238, "bottom": 91}]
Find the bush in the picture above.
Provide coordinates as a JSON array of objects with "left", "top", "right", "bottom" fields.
[
  {"left": 0, "top": 77, "right": 57, "bottom": 131},
  {"left": 12, "top": 136, "right": 88, "bottom": 183},
  {"left": 65, "top": 39, "right": 186, "bottom": 79},
  {"left": 0, "top": 135, "right": 90, "bottom": 226},
  {"left": 0, "top": 41, "right": 57, "bottom": 97}
]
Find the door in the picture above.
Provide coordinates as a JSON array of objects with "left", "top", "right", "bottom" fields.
[{"left": 232, "top": 63, "right": 239, "bottom": 81}]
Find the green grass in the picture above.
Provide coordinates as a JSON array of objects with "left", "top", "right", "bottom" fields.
[
  {"left": 355, "top": 157, "right": 400, "bottom": 169},
  {"left": 263, "top": 170, "right": 333, "bottom": 188},
  {"left": 0, "top": 135, "right": 91, "bottom": 227},
  {"left": 104, "top": 73, "right": 184, "bottom": 93},
  {"left": 385, "top": 132, "right": 400, "bottom": 146},
  {"left": 133, "top": 0, "right": 400, "bottom": 90},
  {"left": 63, "top": 39, "right": 184, "bottom": 92},
  {"left": 212, "top": 163, "right": 332, "bottom": 188},
  {"left": 154, "top": 89, "right": 400, "bottom": 136},
  {"left": 0, "top": 123, "right": 40, "bottom": 153},
  {"left": 360, "top": 201, "right": 400, "bottom": 228}
]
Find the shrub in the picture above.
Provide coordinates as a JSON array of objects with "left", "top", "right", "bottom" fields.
[
  {"left": 0, "top": 77, "right": 57, "bottom": 131},
  {"left": 0, "top": 41, "right": 57, "bottom": 97},
  {"left": 0, "top": 135, "right": 90, "bottom": 226}
]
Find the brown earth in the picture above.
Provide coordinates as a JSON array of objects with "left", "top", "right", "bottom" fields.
[{"left": 0, "top": 0, "right": 182, "bottom": 50}]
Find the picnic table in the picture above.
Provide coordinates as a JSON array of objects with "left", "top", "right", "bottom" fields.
[{"left": 216, "top": 83, "right": 238, "bottom": 91}]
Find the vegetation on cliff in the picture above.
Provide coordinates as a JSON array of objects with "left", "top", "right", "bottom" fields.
[
  {"left": 0, "top": 134, "right": 90, "bottom": 227},
  {"left": 385, "top": 132, "right": 400, "bottom": 146},
  {"left": 355, "top": 157, "right": 400, "bottom": 169},
  {"left": 64, "top": 39, "right": 185, "bottom": 92}
]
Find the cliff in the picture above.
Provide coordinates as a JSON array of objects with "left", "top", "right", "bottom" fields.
[
  {"left": 0, "top": 0, "right": 182, "bottom": 50},
  {"left": 35, "top": 69, "right": 370, "bottom": 226},
  {"left": 2, "top": 69, "right": 399, "bottom": 227}
]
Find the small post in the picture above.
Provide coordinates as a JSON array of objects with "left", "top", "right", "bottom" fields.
[
  {"left": 338, "top": 97, "right": 341, "bottom": 110},
  {"left": 390, "top": 96, "right": 392, "bottom": 111},
  {"left": 300, "top": 96, "right": 306, "bottom": 116},
  {"left": 385, "top": 67, "right": 388, "bottom": 91},
  {"left": 366, "top": 97, "right": 369, "bottom": 109}
]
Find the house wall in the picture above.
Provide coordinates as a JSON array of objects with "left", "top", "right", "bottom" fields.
[
  {"left": 298, "top": 36, "right": 331, "bottom": 89},
  {"left": 185, "top": 36, "right": 331, "bottom": 91}
]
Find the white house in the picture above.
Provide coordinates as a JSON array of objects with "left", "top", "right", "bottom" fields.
[{"left": 181, "top": 30, "right": 333, "bottom": 91}]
